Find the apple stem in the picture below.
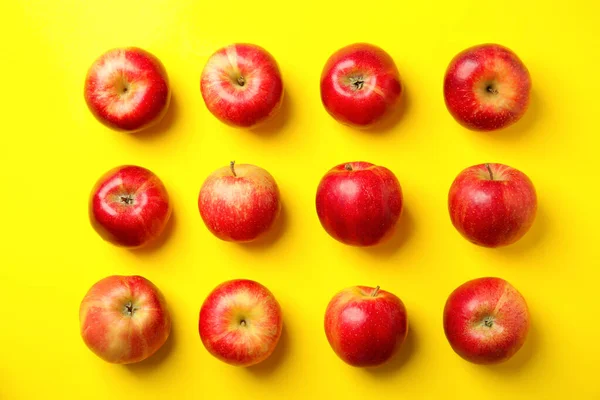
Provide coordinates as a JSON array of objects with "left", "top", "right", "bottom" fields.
[
  {"left": 237, "top": 76, "right": 246, "bottom": 87},
  {"left": 485, "top": 163, "right": 494, "bottom": 180},
  {"left": 240, "top": 320, "right": 247, "bottom": 327},
  {"left": 344, "top": 163, "right": 353, "bottom": 171},
  {"left": 486, "top": 84, "right": 499, "bottom": 95},
  {"left": 371, "top": 286, "right": 380, "bottom": 297},
  {"left": 483, "top": 317, "right": 494, "bottom": 328},
  {"left": 230, "top": 161, "right": 237, "bottom": 177}
]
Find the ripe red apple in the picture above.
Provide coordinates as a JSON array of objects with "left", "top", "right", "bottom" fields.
[
  {"left": 320, "top": 43, "right": 402, "bottom": 127},
  {"left": 199, "top": 279, "right": 283, "bottom": 366},
  {"left": 316, "top": 162, "right": 402, "bottom": 246},
  {"left": 448, "top": 163, "right": 537, "bottom": 247},
  {"left": 443, "top": 44, "right": 531, "bottom": 131},
  {"left": 200, "top": 43, "right": 283, "bottom": 128},
  {"left": 79, "top": 275, "right": 171, "bottom": 364},
  {"left": 84, "top": 47, "right": 171, "bottom": 132},
  {"left": 198, "top": 161, "right": 280, "bottom": 242},
  {"left": 443, "top": 277, "right": 530, "bottom": 364},
  {"left": 89, "top": 165, "right": 172, "bottom": 248},
  {"left": 325, "top": 286, "right": 408, "bottom": 367}
]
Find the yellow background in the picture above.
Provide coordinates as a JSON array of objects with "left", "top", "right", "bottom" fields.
[{"left": 2, "top": 0, "right": 599, "bottom": 398}]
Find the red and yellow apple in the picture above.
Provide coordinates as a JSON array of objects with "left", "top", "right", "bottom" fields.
[
  {"left": 448, "top": 163, "right": 537, "bottom": 247},
  {"left": 320, "top": 43, "right": 402, "bottom": 127},
  {"left": 325, "top": 286, "right": 408, "bottom": 367},
  {"left": 89, "top": 165, "right": 172, "bottom": 248},
  {"left": 198, "top": 161, "right": 280, "bottom": 242},
  {"left": 316, "top": 161, "right": 403, "bottom": 246},
  {"left": 200, "top": 43, "right": 283, "bottom": 128},
  {"left": 79, "top": 275, "right": 171, "bottom": 364},
  {"left": 199, "top": 279, "right": 283, "bottom": 367},
  {"left": 84, "top": 47, "right": 171, "bottom": 132},
  {"left": 443, "top": 44, "right": 531, "bottom": 131},
  {"left": 443, "top": 277, "right": 530, "bottom": 364}
]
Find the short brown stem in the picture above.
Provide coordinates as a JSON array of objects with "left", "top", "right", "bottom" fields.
[
  {"left": 237, "top": 76, "right": 245, "bottom": 87},
  {"left": 344, "top": 163, "right": 353, "bottom": 171},
  {"left": 230, "top": 161, "right": 237, "bottom": 177},
  {"left": 371, "top": 286, "right": 380, "bottom": 297},
  {"left": 485, "top": 163, "right": 494, "bottom": 180}
]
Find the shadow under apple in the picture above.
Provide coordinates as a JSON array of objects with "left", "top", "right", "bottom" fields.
[
  {"left": 125, "top": 327, "right": 176, "bottom": 374},
  {"left": 361, "top": 207, "right": 416, "bottom": 258},
  {"left": 364, "top": 323, "right": 418, "bottom": 377},
  {"left": 246, "top": 324, "right": 289, "bottom": 377},
  {"left": 250, "top": 91, "right": 291, "bottom": 137}
]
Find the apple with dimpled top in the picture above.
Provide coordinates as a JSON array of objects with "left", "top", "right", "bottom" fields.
[
  {"left": 444, "top": 44, "right": 531, "bottom": 131},
  {"left": 324, "top": 285, "right": 408, "bottom": 367},
  {"left": 448, "top": 163, "right": 537, "bottom": 247},
  {"left": 89, "top": 165, "right": 172, "bottom": 248},
  {"left": 84, "top": 47, "right": 171, "bottom": 132},
  {"left": 79, "top": 275, "right": 171, "bottom": 364},
  {"left": 443, "top": 277, "right": 530, "bottom": 364},
  {"left": 199, "top": 279, "right": 283, "bottom": 366},
  {"left": 320, "top": 43, "right": 402, "bottom": 128},
  {"left": 200, "top": 43, "right": 283, "bottom": 128}
]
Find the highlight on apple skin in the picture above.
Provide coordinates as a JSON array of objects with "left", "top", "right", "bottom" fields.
[
  {"left": 198, "top": 161, "right": 281, "bottom": 242},
  {"left": 448, "top": 163, "right": 537, "bottom": 248},
  {"left": 200, "top": 43, "right": 283, "bottom": 128},
  {"left": 320, "top": 43, "right": 402, "bottom": 128},
  {"left": 316, "top": 161, "right": 403, "bottom": 246},
  {"left": 443, "top": 44, "right": 531, "bottom": 131},
  {"left": 325, "top": 285, "right": 408, "bottom": 367},
  {"left": 443, "top": 277, "right": 530, "bottom": 364},
  {"left": 89, "top": 165, "right": 172, "bottom": 248},
  {"left": 84, "top": 47, "right": 171, "bottom": 132},
  {"left": 199, "top": 279, "right": 283, "bottom": 367},
  {"left": 79, "top": 275, "right": 171, "bottom": 364}
]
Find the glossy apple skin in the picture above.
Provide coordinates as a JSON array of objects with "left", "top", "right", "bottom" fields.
[
  {"left": 84, "top": 47, "right": 171, "bottom": 132},
  {"left": 200, "top": 43, "right": 283, "bottom": 128},
  {"left": 448, "top": 163, "right": 537, "bottom": 247},
  {"left": 325, "top": 286, "right": 408, "bottom": 367},
  {"left": 444, "top": 277, "right": 529, "bottom": 364},
  {"left": 79, "top": 275, "right": 171, "bottom": 364},
  {"left": 320, "top": 43, "right": 402, "bottom": 127},
  {"left": 89, "top": 165, "right": 172, "bottom": 248},
  {"left": 444, "top": 44, "right": 531, "bottom": 131},
  {"left": 198, "top": 163, "right": 280, "bottom": 242},
  {"left": 199, "top": 279, "right": 283, "bottom": 367},
  {"left": 316, "top": 162, "right": 402, "bottom": 246}
]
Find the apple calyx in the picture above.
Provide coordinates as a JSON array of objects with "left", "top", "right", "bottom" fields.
[
  {"left": 123, "top": 301, "right": 138, "bottom": 317},
  {"left": 371, "top": 286, "right": 380, "bottom": 297},
  {"left": 485, "top": 83, "right": 499, "bottom": 95},
  {"left": 483, "top": 316, "right": 494, "bottom": 328},
  {"left": 230, "top": 161, "right": 237, "bottom": 177},
  {"left": 120, "top": 194, "right": 134, "bottom": 205},
  {"left": 485, "top": 163, "right": 494, "bottom": 180},
  {"left": 348, "top": 76, "right": 365, "bottom": 91}
]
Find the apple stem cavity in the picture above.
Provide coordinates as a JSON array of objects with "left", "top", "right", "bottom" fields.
[
  {"left": 486, "top": 84, "right": 499, "bottom": 95},
  {"left": 485, "top": 163, "right": 494, "bottom": 180},
  {"left": 230, "top": 161, "right": 237, "bottom": 177},
  {"left": 344, "top": 163, "right": 353, "bottom": 171},
  {"left": 237, "top": 76, "right": 246, "bottom": 87},
  {"left": 240, "top": 319, "right": 247, "bottom": 327},
  {"left": 371, "top": 286, "right": 380, "bottom": 297}
]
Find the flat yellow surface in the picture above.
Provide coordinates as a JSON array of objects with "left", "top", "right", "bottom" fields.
[{"left": 2, "top": 1, "right": 599, "bottom": 398}]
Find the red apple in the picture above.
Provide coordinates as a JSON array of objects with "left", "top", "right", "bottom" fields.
[
  {"left": 320, "top": 43, "right": 402, "bottom": 127},
  {"left": 444, "top": 44, "right": 531, "bottom": 131},
  {"left": 200, "top": 43, "right": 283, "bottom": 128},
  {"left": 316, "top": 162, "right": 402, "bottom": 246},
  {"left": 443, "top": 277, "right": 530, "bottom": 364},
  {"left": 325, "top": 286, "right": 408, "bottom": 367},
  {"left": 79, "top": 275, "right": 171, "bottom": 364},
  {"left": 448, "top": 163, "right": 537, "bottom": 247},
  {"left": 199, "top": 279, "right": 283, "bottom": 366},
  {"left": 84, "top": 47, "right": 171, "bottom": 132},
  {"left": 198, "top": 161, "right": 280, "bottom": 242},
  {"left": 89, "top": 165, "right": 172, "bottom": 248}
]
